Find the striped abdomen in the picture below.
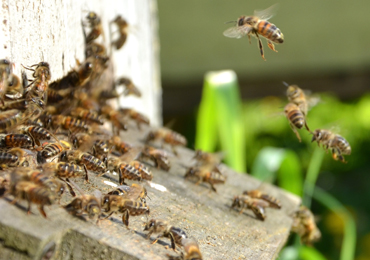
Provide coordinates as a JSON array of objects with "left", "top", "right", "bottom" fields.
[
  {"left": 41, "top": 143, "right": 64, "bottom": 158},
  {"left": 55, "top": 162, "right": 86, "bottom": 178},
  {"left": 0, "top": 109, "right": 24, "bottom": 132},
  {"left": 257, "top": 21, "right": 284, "bottom": 44},
  {"left": 203, "top": 171, "right": 226, "bottom": 185},
  {"left": 70, "top": 107, "right": 104, "bottom": 125},
  {"left": 130, "top": 161, "right": 152, "bottom": 181},
  {"left": 119, "top": 163, "right": 142, "bottom": 182},
  {"left": 62, "top": 116, "right": 90, "bottom": 132},
  {"left": 121, "top": 200, "right": 149, "bottom": 216},
  {"left": 0, "top": 151, "right": 18, "bottom": 164},
  {"left": 284, "top": 103, "right": 305, "bottom": 129},
  {"left": 80, "top": 153, "right": 106, "bottom": 173},
  {"left": 4, "top": 134, "right": 33, "bottom": 148},
  {"left": 13, "top": 181, "right": 56, "bottom": 205}
]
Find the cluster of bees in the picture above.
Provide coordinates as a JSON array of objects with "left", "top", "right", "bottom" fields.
[
  {"left": 284, "top": 82, "right": 352, "bottom": 163},
  {"left": 0, "top": 11, "right": 203, "bottom": 260}
]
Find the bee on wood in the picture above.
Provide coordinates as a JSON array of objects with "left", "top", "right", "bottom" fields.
[
  {"left": 141, "top": 146, "right": 171, "bottom": 171},
  {"left": 63, "top": 180, "right": 102, "bottom": 223},
  {"left": 100, "top": 104, "right": 128, "bottom": 134},
  {"left": 167, "top": 237, "right": 203, "bottom": 260},
  {"left": 107, "top": 183, "right": 148, "bottom": 203},
  {"left": 111, "top": 15, "right": 128, "bottom": 50},
  {"left": 47, "top": 115, "right": 91, "bottom": 133},
  {"left": 43, "top": 162, "right": 89, "bottom": 182},
  {"left": 291, "top": 206, "right": 321, "bottom": 245},
  {"left": 146, "top": 128, "right": 187, "bottom": 155},
  {"left": 116, "top": 77, "right": 141, "bottom": 97},
  {"left": 4, "top": 147, "right": 33, "bottom": 167},
  {"left": 119, "top": 108, "right": 149, "bottom": 129},
  {"left": 60, "top": 150, "right": 107, "bottom": 176},
  {"left": 231, "top": 194, "right": 270, "bottom": 221},
  {"left": 243, "top": 190, "right": 282, "bottom": 209},
  {"left": 144, "top": 219, "right": 188, "bottom": 251},
  {"left": 184, "top": 165, "right": 226, "bottom": 192},
  {"left": 0, "top": 59, "right": 13, "bottom": 105},
  {"left": 223, "top": 4, "right": 283, "bottom": 60},
  {"left": 100, "top": 194, "right": 150, "bottom": 228},
  {"left": 311, "top": 129, "right": 351, "bottom": 163},
  {"left": 193, "top": 150, "right": 223, "bottom": 166},
  {"left": 284, "top": 103, "right": 310, "bottom": 142},
  {"left": 18, "top": 125, "right": 59, "bottom": 146},
  {"left": 69, "top": 133, "right": 110, "bottom": 161},
  {"left": 110, "top": 136, "right": 132, "bottom": 155},
  {"left": 108, "top": 156, "right": 142, "bottom": 185},
  {"left": 37, "top": 142, "right": 69, "bottom": 163}
]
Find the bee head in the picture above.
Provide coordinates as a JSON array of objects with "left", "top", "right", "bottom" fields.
[
  {"left": 311, "top": 130, "right": 321, "bottom": 142},
  {"left": 143, "top": 219, "right": 156, "bottom": 231}
]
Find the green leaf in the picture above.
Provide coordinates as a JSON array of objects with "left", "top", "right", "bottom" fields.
[
  {"left": 195, "top": 70, "right": 246, "bottom": 172},
  {"left": 278, "top": 150, "right": 303, "bottom": 196},
  {"left": 313, "top": 187, "right": 356, "bottom": 260},
  {"left": 299, "top": 246, "right": 327, "bottom": 260}
]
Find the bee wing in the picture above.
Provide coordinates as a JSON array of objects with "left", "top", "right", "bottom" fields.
[
  {"left": 254, "top": 4, "right": 279, "bottom": 20},
  {"left": 93, "top": 189, "right": 102, "bottom": 202},
  {"left": 223, "top": 25, "right": 252, "bottom": 39},
  {"left": 125, "top": 185, "right": 143, "bottom": 200},
  {"left": 119, "top": 146, "right": 141, "bottom": 163}
]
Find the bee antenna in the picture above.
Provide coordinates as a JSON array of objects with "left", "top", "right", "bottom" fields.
[
  {"left": 282, "top": 81, "right": 289, "bottom": 87},
  {"left": 224, "top": 20, "right": 237, "bottom": 24}
]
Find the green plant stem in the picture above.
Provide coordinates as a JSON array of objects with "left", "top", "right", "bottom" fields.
[
  {"left": 313, "top": 187, "right": 356, "bottom": 260},
  {"left": 303, "top": 147, "right": 325, "bottom": 207}
]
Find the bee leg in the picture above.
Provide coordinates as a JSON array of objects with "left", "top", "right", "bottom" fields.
[
  {"left": 248, "top": 34, "right": 251, "bottom": 44},
  {"left": 121, "top": 209, "right": 130, "bottom": 229},
  {"left": 62, "top": 178, "right": 76, "bottom": 197},
  {"left": 267, "top": 40, "right": 278, "bottom": 52},
  {"left": 119, "top": 168, "right": 127, "bottom": 185},
  {"left": 151, "top": 237, "right": 159, "bottom": 245},
  {"left": 289, "top": 123, "right": 302, "bottom": 142},
  {"left": 251, "top": 205, "right": 266, "bottom": 221},
  {"left": 210, "top": 183, "right": 217, "bottom": 193},
  {"left": 238, "top": 207, "right": 245, "bottom": 215},
  {"left": 10, "top": 198, "right": 18, "bottom": 205},
  {"left": 83, "top": 164, "right": 89, "bottom": 183},
  {"left": 255, "top": 34, "right": 266, "bottom": 61},
  {"left": 304, "top": 121, "right": 311, "bottom": 133},
  {"left": 100, "top": 211, "right": 114, "bottom": 220},
  {"left": 168, "top": 233, "right": 176, "bottom": 251},
  {"left": 145, "top": 231, "right": 153, "bottom": 239},
  {"left": 38, "top": 205, "right": 47, "bottom": 218}
]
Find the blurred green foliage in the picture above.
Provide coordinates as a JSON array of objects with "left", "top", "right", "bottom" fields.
[{"left": 194, "top": 81, "right": 370, "bottom": 259}]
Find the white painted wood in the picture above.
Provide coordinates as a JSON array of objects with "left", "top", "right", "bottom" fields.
[{"left": 0, "top": 0, "right": 161, "bottom": 125}]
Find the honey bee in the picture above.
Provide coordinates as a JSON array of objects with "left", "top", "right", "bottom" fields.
[
  {"left": 47, "top": 115, "right": 91, "bottom": 133},
  {"left": 141, "top": 146, "right": 171, "bottom": 171},
  {"left": 46, "top": 88, "right": 66, "bottom": 104},
  {"left": 8, "top": 174, "right": 56, "bottom": 218},
  {"left": 0, "top": 109, "right": 25, "bottom": 132},
  {"left": 146, "top": 128, "right": 187, "bottom": 155},
  {"left": 100, "top": 104, "right": 128, "bottom": 134},
  {"left": 100, "top": 194, "right": 150, "bottom": 228},
  {"left": 70, "top": 107, "right": 104, "bottom": 125},
  {"left": 23, "top": 62, "right": 51, "bottom": 102},
  {"left": 116, "top": 77, "right": 141, "bottom": 97},
  {"left": 0, "top": 59, "right": 13, "bottom": 105},
  {"left": 178, "top": 237, "right": 203, "bottom": 260},
  {"left": 291, "top": 206, "right": 321, "bottom": 245},
  {"left": 38, "top": 142, "right": 68, "bottom": 163},
  {"left": 5, "top": 73, "right": 23, "bottom": 100},
  {"left": 284, "top": 103, "right": 310, "bottom": 142},
  {"left": 311, "top": 129, "right": 351, "bottom": 163},
  {"left": 5, "top": 147, "right": 33, "bottom": 167},
  {"left": 63, "top": 180, "right": 102, "bottom": 222},
  {"left": 69, "top": 133, "right": 110, "bottom": 161},
  {"left": 119, "top": 108, "right": 150, "bottom": 129},
  {"left": 144, "top": 219, "right": 188, "bottom": 251},
  {"left": 49, "top": 60, "right": 93, "bottom": 90},
  {"left": 86, "top": 42, "right": 106, "bottom": 58},
  {"left": 193, "top": 150, "right": 223, "bottom": 166},
  {"left": 108, "top": 156, "right": 142, "bottom": 185},
  {"left": 184, "top": 165, "right": 226, "bottom": 192},
  {"left": 85, "top": 12, "right": 103, "bottom": 44},
  {"left": 242, "top": 190, "right": 282, "bottom": 209},
  {"left": 231, "top": 195, "right": 270, "bottom": 220},
  {"left": 223, "top": 4, "right": 283, "bottom": 60},
  {"left": 1, "top": 98, "right": 42, "bottom": 111},
  {"left": 107, "top": 183, "right": 148, "bottom": 203},
  {"left": 111, "top": 15, "right": 128, "bottom": 50},
  {"left": 0, "top": 133, "right": 34, "bottom": 148},
  {"left": 43, "top": 162, "right": 89, "bottom": 182},
  {"left": 19, "top": 125, "right": 58, "bottom": 146},
  {"left": 0, "top": 150, "right": 20, "bottom": 166},
  {"left": 60, "top": 150, "right": 107, "bottom": 176}
]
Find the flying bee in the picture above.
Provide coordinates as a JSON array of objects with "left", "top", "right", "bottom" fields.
[
  {"left": 284, "top": 103, "right": 310, "bottom": 142},
  {"left": 144, "top": 219, "right": 188, "bottom": 251},
  {"left": 111, "top": 136, "right": 132, "bottom": 155},
  {"left": 0, "top": 59, "right": 13, "bottom": 105},
  {"left": 63, "top": 180, "right": 101, "bottom": 223},
  {"left": 283, "top": 82, "right": 320, "bottom": 116},
  {"left": 60, "top": 150, "right": 107, "bottom": 176},
  {"left": 100, "top": 194, "right": 150, "bottom": 228},
  {"left": 0, "top": 109, "right": 25, "bottom": 132},
  {"left": 119, "top": 108, "right": 150, "bottom": 129},
  {"left": 111, "top": 15, "right": 128, "bottom": 50},
  {"left": 242, "top": 189, "right": 282, "bottom": 209},
  {"left": 230, "top": 194, "right": 270, "bottom": 221},
  {"left": 0, "top": 133, "right": 34, "bottom": 148},
  {"left": 291, "top": 206, "right": 321, "bottom": 245},
  {"left": 184, "top": 165, "right": 226, "bottom": 192},
  {"left": 223, "top": 4, "right": 283, "bottom": 60},
  {"left": 146, "top": 128, "right": 187, "bottom": 155},
  {"left": 311, "top": 129, "right": 351, "bottom": 163},
  {"left": 141, "top": 146, "right": 171, "bottom": 171},
  {"left": 116, "top": 77, "right": 141, "bottom": 97},
  {"left": 107, "top": 183, "right": 148, "bottom": 203},
  {"left": 85, "top": 12, "right": 103, "bottom": 44},
  {"left": 8, "top": 174, "right": 56, "bottom": 218},
  {"left": 70, "top": 107, "right": 104, "bottom": 125}
]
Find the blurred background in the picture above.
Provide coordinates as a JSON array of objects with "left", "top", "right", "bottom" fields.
[{"left": 156, "top": 0, "right": 370, "bottom": 259}]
